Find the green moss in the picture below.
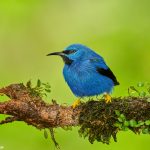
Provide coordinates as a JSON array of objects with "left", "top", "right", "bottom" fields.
[
  {"left": 78, "top": 100, "right": 118, "bottom": 144},
  {"left": 26, "top": 79, "right": 51, "bottom": 98},
  {"left": 78, "top": 95, "right": 150, "bottom": 144}
]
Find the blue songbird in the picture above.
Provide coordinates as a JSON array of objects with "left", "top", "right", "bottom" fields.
[{"left": 47, "top": 44, "right": 119, "bottom": 108}]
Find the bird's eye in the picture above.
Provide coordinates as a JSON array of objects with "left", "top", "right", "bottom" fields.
[{"left": 63, "top": 50, "right": 77, "bottom": 55}]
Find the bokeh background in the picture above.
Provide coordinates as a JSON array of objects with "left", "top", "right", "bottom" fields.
[{"left": 0, "top": 0, "right": 150, "bottom": 150}]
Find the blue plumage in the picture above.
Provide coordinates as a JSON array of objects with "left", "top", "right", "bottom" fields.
[{"left": 47, "top": 44, "right": 119, "bottom": 98}]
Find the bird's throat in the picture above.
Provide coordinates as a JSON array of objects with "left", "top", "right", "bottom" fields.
[{"left": 61, "top": 55, "right": 73, "bottom": 65}]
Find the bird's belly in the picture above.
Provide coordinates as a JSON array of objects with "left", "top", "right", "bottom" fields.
[{"left": 63, "top": 69, "right": 114, "bottom": 97}]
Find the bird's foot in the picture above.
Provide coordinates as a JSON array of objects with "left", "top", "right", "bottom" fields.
[
  {"left": 103, "top": 93, "right": 112, "bottom": 103},
  {"left": 72, "top": 99, "right": 81, "bottom": 109}
]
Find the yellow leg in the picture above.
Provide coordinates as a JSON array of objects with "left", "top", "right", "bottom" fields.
[
  {"left": 72, "top": 99, "right": 81, "bottom": 109},
  {"left": 103, "top": 93, "right": 112, "bottom": 103}
]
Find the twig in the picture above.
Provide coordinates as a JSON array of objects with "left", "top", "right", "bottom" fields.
[
  {"left": 0, "top": 116, "right": 18, "bottom": 125},
  {"left": 49, "top": 128, "right": 60, "bottom": 149}
]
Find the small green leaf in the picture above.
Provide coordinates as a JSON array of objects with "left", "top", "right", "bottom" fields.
[
  {"left": 129, "top": 120, "right": 137, "bottom": 127},
  {"left": 44, "top": 129, "right": 48, "bottom": 139},
  {"left": 122, "top": 126, "right": 129, "bottom": 131},
  {"left": 115, "top": 110, "right": 120, "bottom": 116},
  {"left": 118, "top": 114, "right": 126, "bottom": 122},
  {"left": 114, "top": 122, "right": 122, "bottom": 128},
  {"left": 124, "top": 121, "right": 129, "bottom": 127},
  {"left": 45, "top": 89, "right": 51, "bottom": 93},
  {"left": 128, "top": 86, "right": 140, "bottom": 96},
  {"left": 26, "top": 80, "right": 31, "bottom": 88},
  {"left": 137, "top": 121, "right": 145, "bottom": 126},
  {"left": 118, "top": 118, "right": 123, "bottom": 122},
  {"left": 42, "top": 83, "right": 51, "bottom": 88},
  {"left": 37, "top": 79, "right": 41, "bottom": 87},
  {"left": 120, "top": 114, "right": 126, "bottom": 120},
  {"left": 145, "top": 120, "right": 150, "bottom": 125},
  {"left": 142, "top": 128, "right": 149, "bottom": 134},
  {"left": 129, "top": 86, "right": 139, "bottom": 92},
  {"left": 139, "top": 91, "right": 146, "bottom": 97},
  {"left": 137, "top": 82, "right": 144, "bottom": 87}
]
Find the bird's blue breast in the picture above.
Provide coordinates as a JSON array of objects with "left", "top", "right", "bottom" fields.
[{"left": 63, "top": 60, "right": 114, "bottom": 97}]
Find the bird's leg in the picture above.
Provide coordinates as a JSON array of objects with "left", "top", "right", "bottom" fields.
[
  {"left": 72, "top": 98, "right": 81, "bottom": 109},
  {"left": 103, "top": 93, "right": 112, "bottom": 103}
]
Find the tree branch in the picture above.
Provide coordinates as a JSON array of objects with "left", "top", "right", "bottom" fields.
[
  {"left": 0, "top": 84, "right": 79, "bottom": 128},
  {"left": 0, "top": 83, "right": 150, "bottom": 145}
]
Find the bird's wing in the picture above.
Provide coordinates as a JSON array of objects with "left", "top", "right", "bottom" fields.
[
  {"left": 96, "top": 67, "right": 119, "bottom": 85},
  {"left": 89, "top": 58, "right": 119, "bottom": 86}
]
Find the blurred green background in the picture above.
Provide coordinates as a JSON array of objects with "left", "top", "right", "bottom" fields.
[{"left": 0, "top": 0, "right": 150, "bottom": 150}]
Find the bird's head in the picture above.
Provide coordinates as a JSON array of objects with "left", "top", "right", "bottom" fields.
[{"left": 47, "top": 44, "right": 98, "bottom": 65}]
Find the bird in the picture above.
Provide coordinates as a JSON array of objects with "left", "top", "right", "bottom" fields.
[{"left": 47, "top": 44, "right": 119, "bottom": 108}]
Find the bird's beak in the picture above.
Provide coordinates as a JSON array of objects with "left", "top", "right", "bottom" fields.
[
  {"left": 46, "top": 51, "right": 73, "bottom": 65},
  {"left": 46, "top": 52, "right": 64, "bottom": 56}
]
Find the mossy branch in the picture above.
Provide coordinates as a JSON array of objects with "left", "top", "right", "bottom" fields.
[{"left": 0, "top": 83, "right": 150, "bottom": 146}]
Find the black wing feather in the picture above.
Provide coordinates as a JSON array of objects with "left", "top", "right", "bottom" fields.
[{"left": 97, "top": 67, "right": 119, "bottom": 86}]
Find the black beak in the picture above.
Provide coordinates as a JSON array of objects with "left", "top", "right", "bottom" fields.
[
  {"left": 46, "top": 51, "right": 73, "bottom": 65},
  {"left": 46, "top": 52, "right": 64, "bottom": 56}
]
